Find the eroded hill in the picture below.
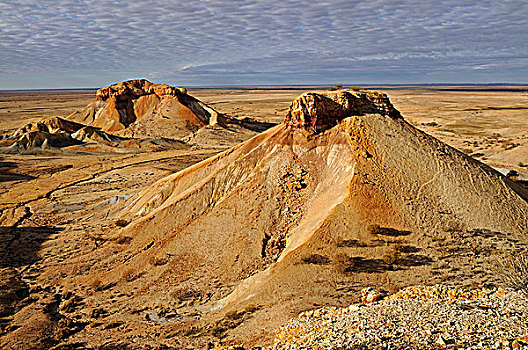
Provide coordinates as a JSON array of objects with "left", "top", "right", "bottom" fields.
[{"left": 0, "top": 80, "right": 274, "bottom": 153}]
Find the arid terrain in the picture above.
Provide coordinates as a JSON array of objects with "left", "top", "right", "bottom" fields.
[{"left": 0, "top": 83, "right": 527, "bottom": 349}]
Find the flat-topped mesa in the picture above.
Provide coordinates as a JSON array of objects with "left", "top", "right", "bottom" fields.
[
  {"left": 95, "top": 79, "right": 187, "bottom": 102},
  {"left": 284, "top": 89, "right": 402, "bottom": 133},
  {"left": 67, "top": 79, "right": 228, "bottom": 138}
]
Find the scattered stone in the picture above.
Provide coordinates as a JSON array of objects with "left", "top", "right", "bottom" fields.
[
  {"left": 360, "top": 287, "right": 384, "bottom": 304},
  {"left": 270, "top": 285, "right": 528, "bottom": 349}
]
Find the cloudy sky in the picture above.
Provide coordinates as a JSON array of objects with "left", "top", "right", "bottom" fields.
[{"left": 1, "top": 0, "right": 527, "bottom": 89}]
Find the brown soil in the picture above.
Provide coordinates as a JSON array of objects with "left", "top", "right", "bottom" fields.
[{"left": 0, "top": 86, "right": 527, "bottom": 349}]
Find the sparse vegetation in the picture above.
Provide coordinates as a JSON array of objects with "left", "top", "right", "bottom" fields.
[
  {"left": 423, "top": 121, "right": 439, "bottom": 127},
  {"left": 302, "top": 254, "right": 331, "bottom": 265},
  {"left": 336, "top": 238, "right": 366, "bottom": 247},
  {"left": 382, "top": 244, "right": 402, "bottom": 266},
  {"left": 212, "top": 305, "right": 261, "bottom": 338},
  {"left": 368, "top": 225, "right": 411, "bottom": 237},
  {"left": 89, "top": 308, "right": 108, "bottom": 319},
  {"left": 181, "top": 326, "right": 202, "bottom": 337},
  {"left": 328, "top": 83, "right": 343, "bottom": 91},
  {"left": 90, "top": 278, "right": 103, "bottom": 291},
  {"left": 115, "top": 235, "right": 132, "bottom": 244},
  {"left": 115, "top": 219, "right": 129, "bottom": 227},
  {"left": 122, "top": 268, "right": 136, "bottom": 282},
  {"left": 54, "top": 317, "right": 83, "bottom": 340},
  {"left": 171, "top": 288, "right": 201, "bottom": 302},
  {"left": 506, "top": 169, "right": 519, "bottom": 179},
  {"left": 494, "top": 251, "right": 528, "bottom": 292},
  {"left": 445, "top": 220, "right": 465, "bottom": 233},
  {"left": 335, "top": 253, "right": 355, "bottom": 273},
  {"left": 59, "top": 296, "right": 81, "bottom": 313},
  {"left": 149, "top": 255, "right": 168, "bottom": 266}
]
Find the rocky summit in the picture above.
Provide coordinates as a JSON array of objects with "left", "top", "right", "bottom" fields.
[
  {"left": 68, "top": 79, "right": 226, "bottom": 139},
  {"left": 94, "top": 79, "right": 188, "bottom": 102},
  {"left": 284, "top": 90, "right": 401, "bottom": 133}
]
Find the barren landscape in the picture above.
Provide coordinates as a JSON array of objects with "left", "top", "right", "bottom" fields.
[{"left": 0, "top": 83, "right": 527, "bottom": 349}]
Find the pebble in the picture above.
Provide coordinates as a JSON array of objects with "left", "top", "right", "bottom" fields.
[{"left": 268, "top": 285, "right": 528, "bottom": 349}]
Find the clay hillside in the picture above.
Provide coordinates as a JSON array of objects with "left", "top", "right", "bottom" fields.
[
  {"left": 67, "top": 79, "right": 272, "bottom": 144},
  {"left": 4, "top": 89, "right": 525, "bottom": 349},
  {"left": 1, "top": 79, "right": 272, "bottom": 152}
]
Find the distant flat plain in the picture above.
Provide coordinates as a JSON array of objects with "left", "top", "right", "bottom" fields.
[{"left": 2, "top": 86, "right": 525, "bottom": 172}]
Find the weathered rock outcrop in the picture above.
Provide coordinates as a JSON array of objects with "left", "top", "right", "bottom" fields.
[
  {"left": 95, "top": 80, "right": 187, "bottom": 102},
  {"left": 285, "top": 90, "right": 401, "bottom": 133},
  {"left": 1, "top": 115, "right": 188, "bottom": 152},
  {"left": 68, "top": 79, "right": 227, "bottom": 140},
  {"left": 4, "top": 117, "right": 86, "bottom": 149},
  {"left": 1, "top": 116, "right": 126, "bottom": 150}
]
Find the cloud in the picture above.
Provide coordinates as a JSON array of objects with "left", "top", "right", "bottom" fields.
[{"left": 0, "top": 0, "right": 527, "bottom": 88}]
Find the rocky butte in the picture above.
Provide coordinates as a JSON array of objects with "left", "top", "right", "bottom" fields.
[
  {"left": 1, "top": 89, "right": 527, "bottom": 349},
  {"left": 67, "top": 79, "right": 228, "bottom": 140}
]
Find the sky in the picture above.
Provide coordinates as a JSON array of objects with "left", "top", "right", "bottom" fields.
[{"left": 1, "top": 0, "right": 527, "bottom": 89}]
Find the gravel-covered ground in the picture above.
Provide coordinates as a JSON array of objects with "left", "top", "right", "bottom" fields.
[{"left": 269, "top": 286, "right": 528, "bottom": 350}]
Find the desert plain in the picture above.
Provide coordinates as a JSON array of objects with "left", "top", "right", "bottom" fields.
[{"left": 0, "top": 85, "right": 527, "bottom": 349}]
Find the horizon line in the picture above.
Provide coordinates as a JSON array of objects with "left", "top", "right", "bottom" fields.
[{"left": 2, "top": 82, "right": 528, "bottom": 92}]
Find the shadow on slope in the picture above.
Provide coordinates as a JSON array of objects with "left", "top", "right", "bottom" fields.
[
  {"left": 0, "top": 226, "right": 62, "bottom": 268},
  {"left": 0, "top": 160, "right": 35, "bottom": 183}
]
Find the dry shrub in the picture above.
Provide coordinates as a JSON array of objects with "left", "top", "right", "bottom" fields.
[
  {"left": 59, "top": 297, "right": 78, "bottom": 313},
  {"left": 116, "top": 235, "right": 132, "bottom": 244},
  {"left": 335, "top": 253, "right": 354, "bottom": 273},
  {"left": 367, "top": 224, "right": 411, "bottom": 236},
  {"left": 445, "top": 220, "right": 465, "bottom": 233},
  {"left": 182, "top": 326, "right": 202, "bottom": 336},
  {"left": 336, "top": 239, "right": 365, "bottom": 247},
  {"left": 149, "top": 255, "right": 168, "bottom": 266},
  {"left": 392, "top": 243, "right": 405, "bottom": 253},
  {"left": 212, "top": 305, "right": 261, "bottom": 338},
  {"left": 302, "top": 254, "right": 330, "bottom": 265},
  {"left": 90, "top": 278, "right": 103, "bottom": 291},
  {"left": 171, "top": 288, "right": 201, "bottom": 302},
  {"left": 327, "top": 83, "right": 343, "bottom": 91},
  {"left": 495, "top": 252, "right": 528, "bottom": 291},
  {"left": 54, "top": 317, "right": 81, "bottom": 340},
  {"left": 351, "top": 86, "right": 361, "bottom": 91},
  {"left": 115, "top": 219, "right": 129, "bottom": 227},
  {"left": 382, "top": 245, "right": 402, "bottom": 265},
  {"left": 122, "top": 268, "right": 135, "bottom": 282}
]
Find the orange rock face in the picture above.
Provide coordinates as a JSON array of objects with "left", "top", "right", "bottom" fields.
[
  {"left": 284, "top": 90, "right": 401, "bottom": 133},
  {"left": 68, "top": 79, "right": 223, "bottom": 139},
  {"left": 95, "top": 79, "right": 187, "bottom": 102}
]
